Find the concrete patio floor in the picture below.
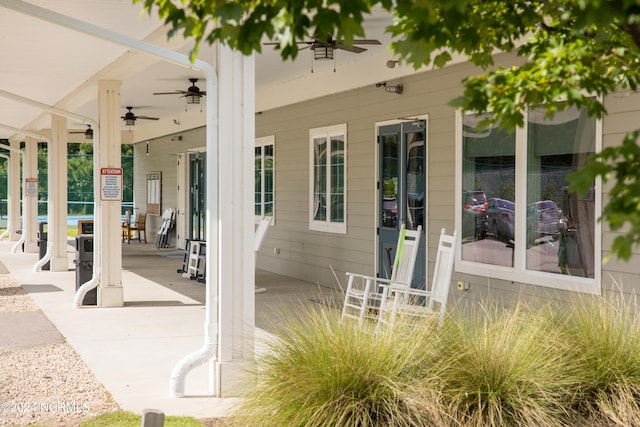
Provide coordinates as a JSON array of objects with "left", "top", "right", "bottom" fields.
[{"left": 0, "top": 238, "right": 343, "bottom": 419}]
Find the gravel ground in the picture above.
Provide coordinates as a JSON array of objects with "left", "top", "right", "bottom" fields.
[{"left": 0, "top": 274, "right": 120, "bottom": 426}]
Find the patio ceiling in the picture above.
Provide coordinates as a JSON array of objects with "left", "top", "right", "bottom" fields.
[{"left": 0, "top": 0, "right": 414, "bottom": 144}]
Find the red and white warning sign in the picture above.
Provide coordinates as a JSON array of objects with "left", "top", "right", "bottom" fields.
[{"left": 100, "top": 168, "right": 122, "bottom": 201}]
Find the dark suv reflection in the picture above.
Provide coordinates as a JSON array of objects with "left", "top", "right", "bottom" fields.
[{"left": 463, "top": 190, "right": 488, "bottom": 240}]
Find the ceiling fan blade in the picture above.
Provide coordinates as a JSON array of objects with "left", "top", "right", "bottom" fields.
[
  {"left": 353, "top": 39, "right": 382, "bottom": 45},
  {"left": 137, "top": 116, "right": 159, "bottom": 121},
  {"left": 153, "top": 91, "right": 187, "bottom": 95},
  {"left": 336, "top": 44, "right": 367, "bottom": 53},
  {"left": 264, "top": 40, "right": 315, "bottom": 46}
]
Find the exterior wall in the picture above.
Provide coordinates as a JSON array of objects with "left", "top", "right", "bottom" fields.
[
  {"left": 254, "top": 54, "right": 640, "bottom": 306},
  {"left": 131, "top": 53, "right": 640, "bottom": 307},
  {"left": 132, "top": 127, "right": 206, "bottom": 246},
  {"left": 254, "top": 56, "right": 478, "bottom": 291},
  {"left": 600, "top": 91, "right": 640, "bottom": 297}
]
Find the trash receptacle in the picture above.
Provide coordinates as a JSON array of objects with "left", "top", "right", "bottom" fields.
[
  {"left": 38, "top": 221, "right": 49, "bottom": 270},
  {"left": 75, "top": 235, "right": 96, "bottom": 305}
]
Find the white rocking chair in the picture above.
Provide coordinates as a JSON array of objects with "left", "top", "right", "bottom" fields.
[
  {"left": 254, "top": 216, "right": 272, "bottom": 252},
  {"left": 341, "top": 225, "right": 422, "bottom": 326},
  {"left": 378, "top": 228, "right": 457, "bottom": 328}
]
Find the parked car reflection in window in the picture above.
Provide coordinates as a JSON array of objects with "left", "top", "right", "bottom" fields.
[
  {"left": 487, "top": 198, "right": 515, "bottom": 242},
  {"left": 527, "top": 200, "right": 562, "bottom": 245},
  {"left": 382, "top": 197, "right": 398, "bottom": 227}
]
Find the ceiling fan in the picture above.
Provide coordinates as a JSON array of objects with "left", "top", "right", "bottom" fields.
[
  {"left": 153, "top": 78, "right": 206, "bottom": 105},
  {"left": 121, "top": 106, "right": 159, "bottom": 126},
  {"left": 264, "top": 35, "right": 381, "bottom": 60},
  {"left": 69, "top": 124, "right": 93, "bottom": 140}
]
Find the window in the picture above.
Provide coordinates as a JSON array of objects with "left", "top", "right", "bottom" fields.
[
  {"left": 309, "top": 124, "right": 347, "bottom": 233},
  {"left": 146, "top": 172, "right": 161, "bottom": 215},
  {"left": 456, "top": 105, "right": 600, "bottom": 293},
  {"left": 255, "top": 135, "right": 274, "bottom": 221}
]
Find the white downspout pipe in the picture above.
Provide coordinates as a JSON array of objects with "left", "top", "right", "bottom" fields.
[
  {"left": 0, "top": 142, "right": 26, "bottom": 252},
  {"left": 32, "top": 239, "right": 51, "bottom": 271},
  {"left": 0, "top": 144, "right": 24, "bottom": 246},
  {"left": 0, "top": 119, "right": 60, "bottom": 273},
  {"left": 0, "top": 131, "right": 44, "bottom": 254},
  {"left": 0, "top": 87, "right": 100, "bottom": 290},
  {"left": 0, "top": 0, "right": 221, "bottom": 396},
  {"left": 72, "top": 126, "right": 100, "bottom": 307},
  {"left": 71, "top": 124, "right": 99, "bottom": 308},
  {"left": 0, "top": 89, "right": 96, "bottom": 127},
  {"left": 0, "top": 154, "right": 10, "bottom": 241}
]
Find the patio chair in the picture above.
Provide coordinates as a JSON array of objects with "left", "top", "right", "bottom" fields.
[
  {"left": 341, "top": 224, "right": 422, "bottom": 326},
  {"left": 378, "top": 228, "right": 457, "bottom": 328},
  {"left": 122, "top": 210, "right": 131, "bottom": 242},
  {"left": 156, "top": 208, "right": 176, "bottom": 248},
  {"left": 124, "top": 212, "right": 147, "bottom": 244}
]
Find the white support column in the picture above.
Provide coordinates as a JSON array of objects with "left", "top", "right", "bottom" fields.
[
  {"left": 23, "top": 137, "right": 39, "bottom": 253},
  {"left": 8, "top": 139, "right": 21, "bottom": 241},
  {"left": 214, "top": 46, "right": 256, "bottom": 396},
  {"left": 49, "top": 115, "right": 69, "bottom": 271},
  {"left": 96, "top": 80, "right": 123, "bottom": 307}
]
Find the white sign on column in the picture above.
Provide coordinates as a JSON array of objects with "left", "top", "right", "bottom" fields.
[
  {"left": 100, "top": 168, "right": 122, "bottom": 201},
  {"left": 25, "top": 178, "right": 38, "bottom": 197}
]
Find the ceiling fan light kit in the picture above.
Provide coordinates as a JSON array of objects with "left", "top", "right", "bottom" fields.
[
  {"left": 69, "top": 124, "right": 93, "bottom": 140},
  {"left": 121, "top": 106, "right": 159, "bottom": 126},
  {"left": 185, "top": 93, "right": 200, "bottom": 105},
  {"left": 313, "top": 46, "right": 334, "bottom": 61},
  {"left": 154, "top": 78, "right": 205, "bottom": 109},
  {"left": 264, "top": 35, "right": 381, "bottom": 72}
]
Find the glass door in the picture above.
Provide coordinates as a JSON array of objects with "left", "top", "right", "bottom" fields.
[
  {"left": 189, "top": 152, "right": 206, "bottom": 241},
  {"left": 378, "top": 121, "right": 426, "bottom": 287}
]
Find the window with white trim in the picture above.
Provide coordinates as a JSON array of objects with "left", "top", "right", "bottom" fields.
[
  {"left": 309, "top": 124, "right": 347, "bottom": 233},
  {"left": 255, "top": 135, "right": 275, "bottom": 221},
  {"left": 456, "top": 104, "right": 601, "bottom": 293}
]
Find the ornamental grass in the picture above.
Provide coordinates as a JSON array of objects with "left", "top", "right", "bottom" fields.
[{"left": 229, "top": 292, "right": 640, "bottom": 426}]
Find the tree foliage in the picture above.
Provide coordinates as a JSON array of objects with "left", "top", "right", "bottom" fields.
[{"left": 136, "top": 0, "right": 640, "bottom": 259}]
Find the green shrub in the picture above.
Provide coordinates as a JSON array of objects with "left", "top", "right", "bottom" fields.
[
  {"left": 553, "top": 293, "right": 640, "bottom": 423},
  {"left": 231, "top": 306, "right": 437, "bottom": 427},
  {"left": 230, "top": 294, "right": 640, "bottom": 426},
  {"left": 424, "top": 302, "right": 576, "bottom": 426}
]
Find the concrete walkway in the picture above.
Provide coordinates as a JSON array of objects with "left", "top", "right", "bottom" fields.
[{"left": 0, "top": 239, "right": 343, "bottom": 419}]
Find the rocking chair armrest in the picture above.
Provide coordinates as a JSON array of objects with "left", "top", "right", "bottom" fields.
[
  {"left": 346, "top": 273, "right": 403, "bottom": 288},
  {"left": 378, "top": 284, "right": 431, "bottom": 307},
  {"left": 345, "top": 272, "right": 390, "bottom": 283},
  {"left": 345, "top": 272, "right": 372, "bottom": 281},
  {"left": 403, "top": 287, "right": 431, "bottom": 298},
  {"left": 378, "top": 280, "right": 412, "bottom": 292}
]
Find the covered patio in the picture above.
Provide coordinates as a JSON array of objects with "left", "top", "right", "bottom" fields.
[{"left": 0, "top": 239, "right": 342, "bottom": 417}]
